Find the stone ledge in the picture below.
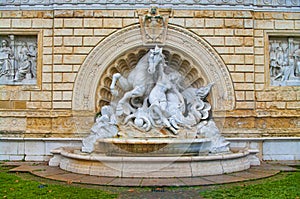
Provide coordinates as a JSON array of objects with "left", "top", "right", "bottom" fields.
[
  {"left": 1, "top": 2, "right": 300, "bottom": 12},
  {"left": 50, "top": 147, "right": 252, "bottom": 178},
  {"left": 0, "top": 137, "right": 83, "bottom": 141}
]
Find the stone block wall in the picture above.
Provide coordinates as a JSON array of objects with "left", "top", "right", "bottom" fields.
[{"left": 0, "top": 9, "right": 299, "bottom": 139}]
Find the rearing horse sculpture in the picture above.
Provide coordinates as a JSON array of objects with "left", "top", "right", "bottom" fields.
[{"left": 110, "top": 46, "right": 165, "bottom": 115}]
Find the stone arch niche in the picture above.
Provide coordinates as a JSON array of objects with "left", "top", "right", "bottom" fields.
[{"left": 72, "top": 24, "right": 235, "bottom": 114}]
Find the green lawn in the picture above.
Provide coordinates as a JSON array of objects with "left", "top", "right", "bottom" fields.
[
  {"left": 0, "top": 163, "right": 299, "bottom": 199},
  {"left": 200, "top": 171, "right": 300, "bottom": 199},
  {"left": 0, "top": 165, "right": 118, "bottom": 199}
]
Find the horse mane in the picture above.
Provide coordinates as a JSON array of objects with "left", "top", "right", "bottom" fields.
[{"left": 134, "top": 50, "right": 150, "bottom": 70}]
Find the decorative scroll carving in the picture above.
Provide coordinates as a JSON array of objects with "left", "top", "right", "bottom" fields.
[
  {"left": 269, "top": 36, "right": 300, "bottom": 86},
  {"left": 0, "top": 35, "right": 37, "bottom": 85},
  {"left": 137, "top": 7, "right": 171, "bottom": 45}
]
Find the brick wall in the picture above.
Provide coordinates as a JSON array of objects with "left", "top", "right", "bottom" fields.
[{"left": 0, "top": 9, "right": 299, "bottom": 138}]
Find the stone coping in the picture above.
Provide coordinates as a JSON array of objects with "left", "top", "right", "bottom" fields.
[
  {"left": 227, "top": 137, "right": 300, "bottom": 141},
  {"left": 50, "top": 147, "right": 253, "bottom": 178},
  {"left": 54, "top": 147, "right": 249, "bottom": 162},
  {"left": 0, "top": 137, "right": 83, "bottom": 141},
  {"left": 1, "top": 1, "right": 300, "bottom": 12},
  {"left": 7, "top": 161, "right": 298, "bottom": 187},
  {"left": 1, "top": 137, "right": 300, "bottom": 141}
]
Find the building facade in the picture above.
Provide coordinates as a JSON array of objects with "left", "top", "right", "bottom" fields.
[{"left": 0, "top": 1, "right": 299, "bottom": 161}]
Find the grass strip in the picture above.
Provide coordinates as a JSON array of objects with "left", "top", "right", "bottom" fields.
[
  {"left": 0, "top": 165, "right": 118, "bottom": 199},
  {"left": 200, "top": 172, "right": 300, "bottom": 199}
]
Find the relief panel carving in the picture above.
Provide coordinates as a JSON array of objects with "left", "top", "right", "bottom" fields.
[
  {"left": 0, "top": 35, "right": 37, "bottom": 85},
  {"left": 269, "top": 36, "right": 300, "bottom": 86},
  {"left": 0, "top": 117, "right": 26, "bottom": 133}
]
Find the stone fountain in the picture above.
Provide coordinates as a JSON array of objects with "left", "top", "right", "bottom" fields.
[{"left": 49, "top": 46, "right": 256, "bottom": 178}]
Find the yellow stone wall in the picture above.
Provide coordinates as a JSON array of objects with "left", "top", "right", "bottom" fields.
[{"left": 0, "top": 9, "right": 299, "bottom": 138}]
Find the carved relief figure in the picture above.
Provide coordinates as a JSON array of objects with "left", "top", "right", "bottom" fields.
[
  {"left": 0, "top": 35, "right": 37, "bottom": 85},
  {"left": 294, "top": 49, "right": 300, "bottom": 76},
  {"left": 269, "top": 37, "right": 300, "bottom": 86},
  {"left": 269, "top": 45, "right": 277, "bottom": 77},
  {"left": 0, "top": 39, "right": 14, "bottom": 80},
  {"left": 14, "top": 42, "right": 36, "bottom": 81}
]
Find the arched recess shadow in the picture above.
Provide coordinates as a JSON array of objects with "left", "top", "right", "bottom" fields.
[{"left": 72, "top": 24, "right": 235, "bottom": 113}]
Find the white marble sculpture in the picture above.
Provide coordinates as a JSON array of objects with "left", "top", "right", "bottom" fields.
[{"left": 82, "top": 46, "right": 229, "bottom": 153}]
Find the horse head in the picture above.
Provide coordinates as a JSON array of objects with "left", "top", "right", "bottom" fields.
[{"left": 147, "top": 45, "right": 164, "bottom": 74}]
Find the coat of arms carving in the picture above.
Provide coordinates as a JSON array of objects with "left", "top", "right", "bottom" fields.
[{"left": 137, "top": 7, "right": 171, "bottom": 45}]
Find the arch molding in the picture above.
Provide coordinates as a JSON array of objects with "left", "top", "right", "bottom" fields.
[{"left": 72, "top": 24, "right": 235, "bottom": 113}]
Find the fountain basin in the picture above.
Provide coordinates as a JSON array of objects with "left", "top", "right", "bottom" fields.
[
  {"left": 49, "top": 146, "right": 252, "bottom": 178},
  {"left": 94, "top": 138, "right": 212, "bottom": 156}
]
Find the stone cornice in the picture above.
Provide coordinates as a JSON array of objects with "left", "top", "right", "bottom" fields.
[{"left": 0, "top": 0, "right": 299, "bottom": 12}]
